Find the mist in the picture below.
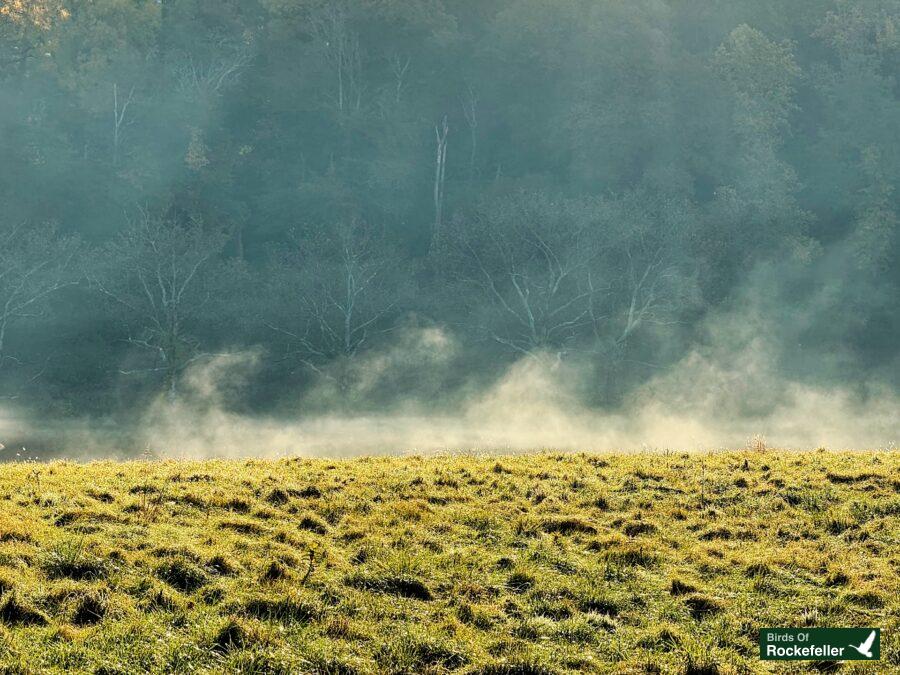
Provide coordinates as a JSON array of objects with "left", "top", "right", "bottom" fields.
[{"left": 1, "top": 0, "right": 897, "bottom": 459}]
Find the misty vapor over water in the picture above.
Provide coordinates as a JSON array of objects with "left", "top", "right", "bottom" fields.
[
  {"left": 134, "top": 336, "right": 900, "bottom": 458},
  {"left": 6, "top": 272, "right": 896, "bottom": 460},
  {"left": 46, "top": 353, "right": 899, "bottom": 460},
  {"left": 81, "top": 253, "right": 900, "bottom": 457}
]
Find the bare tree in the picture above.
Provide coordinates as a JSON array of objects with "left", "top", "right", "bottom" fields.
[
  {"left": 439, "top": 192, "right": 604, "bottom": 357},
  {"left": 460, "top": 85, "right": 478, "bottom": 179},
  {"left": 433, "top": 115, "right": 449, "bottom": 242},
  {"left": 87, "top": 213, "right": 229, "bottom": 400},
  {"left": 389, "top": 53, "right": 410, "bottom": 104},
  {"left": 112, "top": 83, "right": 135, "bottom": 166},
  {"left": 175, "top": 45, "right": 250, "bottom": 101},
  {"left": 593, "top": 193, "right": 696, "bottom": 355},
  {"left": 0, "top": 222, "right": 80, "bottom": 376},
  {"left": 439, "top": 191, "right": 694, "bottom": 360},
  {"left": 264, "top": 221, "right": 401, "bottom": 386},
  {"left": 308, "top": 1, "right": 364, "bottom": 114}
]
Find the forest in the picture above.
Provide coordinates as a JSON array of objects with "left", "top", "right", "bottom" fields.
[{"left": 0, "top": 0, "right": 898, "bottom": 451}]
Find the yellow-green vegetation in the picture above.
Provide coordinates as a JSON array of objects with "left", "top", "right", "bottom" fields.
[{"left": 0, "top": 451, "right": 897, "bottom": 674}]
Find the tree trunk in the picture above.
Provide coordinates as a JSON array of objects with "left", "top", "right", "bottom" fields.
[{"left": 433, "top": 116, "right": 449, "bottom": 245}]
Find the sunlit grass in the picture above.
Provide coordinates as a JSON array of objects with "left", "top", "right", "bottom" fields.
[{"left": 0, "top": 450, "right": 896, "bottom": 673}]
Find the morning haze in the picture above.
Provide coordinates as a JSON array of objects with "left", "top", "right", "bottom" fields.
[{"left": 0, "top": 0, "right": 897, "bottom": 458}]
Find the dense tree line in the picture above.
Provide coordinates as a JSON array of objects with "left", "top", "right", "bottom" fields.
[{"left": 0, "top": 0, "right": 897, "bottom": 417}]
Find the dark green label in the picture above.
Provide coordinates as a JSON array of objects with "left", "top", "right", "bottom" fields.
[{"left": 760, "top": 628, "right": 880, "bottom": 660}]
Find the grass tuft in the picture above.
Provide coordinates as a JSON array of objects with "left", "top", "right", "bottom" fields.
[
  {"left": 207, "top": 554, "right": 239, "bottom": 576},
  {"left": 297, "top": 514, "right": 329, "bottom": 534},
  {"left": 211, "top": 617, "right": 256, "bottom": 654},
  {"left": 265, "top": 488, "right": 290, "bottom": 506},
  {"left": 42, "top": 540, "right": 110, "bottom": 581},
  {"left": 243, "top": 593, "right": 320, "bottom": 623},
  {"left": 683, "top": 593, "right": 724, "bottom": 620},
  {"left": 155, "top": 558, "right": 208, "bottom": 593},
  {"left": 261, "top": 560, "right": 290, "bottom": 582},
  {"left": 669, "top": 578, "right": 697, "bottom": 596},
  {"left": 540, "top": 516, "right": 596, "bottom": 535},
  {"left": 71, "top": 590, "right": 108, "bottom": 625},
  {"left": 345, "top": 572, "right": 433, "bottom": 600},
  {"left": 0, "top": 595, "right": 47, "bottom": 626},
  {"left": 470, "top": 661, "right": 559, "bottom": 675}
]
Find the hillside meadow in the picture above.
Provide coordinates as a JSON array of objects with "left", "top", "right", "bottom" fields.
[{"left": 0, "top": 450, "right": 896, "bottom": 673}]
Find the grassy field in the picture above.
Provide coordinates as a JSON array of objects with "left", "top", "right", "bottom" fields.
[{"left": 0, "top": 450, "right": 896, "bottom": 674}]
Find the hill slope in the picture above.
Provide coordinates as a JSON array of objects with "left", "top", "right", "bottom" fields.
[{"left": 0, "top": 450, "right": 897, "bottom": 673}]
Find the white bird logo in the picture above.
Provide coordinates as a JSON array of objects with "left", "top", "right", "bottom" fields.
[{"left": 849, "top": 630, "right": 876, "bottom": 658}]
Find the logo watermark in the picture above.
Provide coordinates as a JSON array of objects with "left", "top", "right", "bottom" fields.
[{"left": 760, "top": 628, "right": 880, "bottom": 660}]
